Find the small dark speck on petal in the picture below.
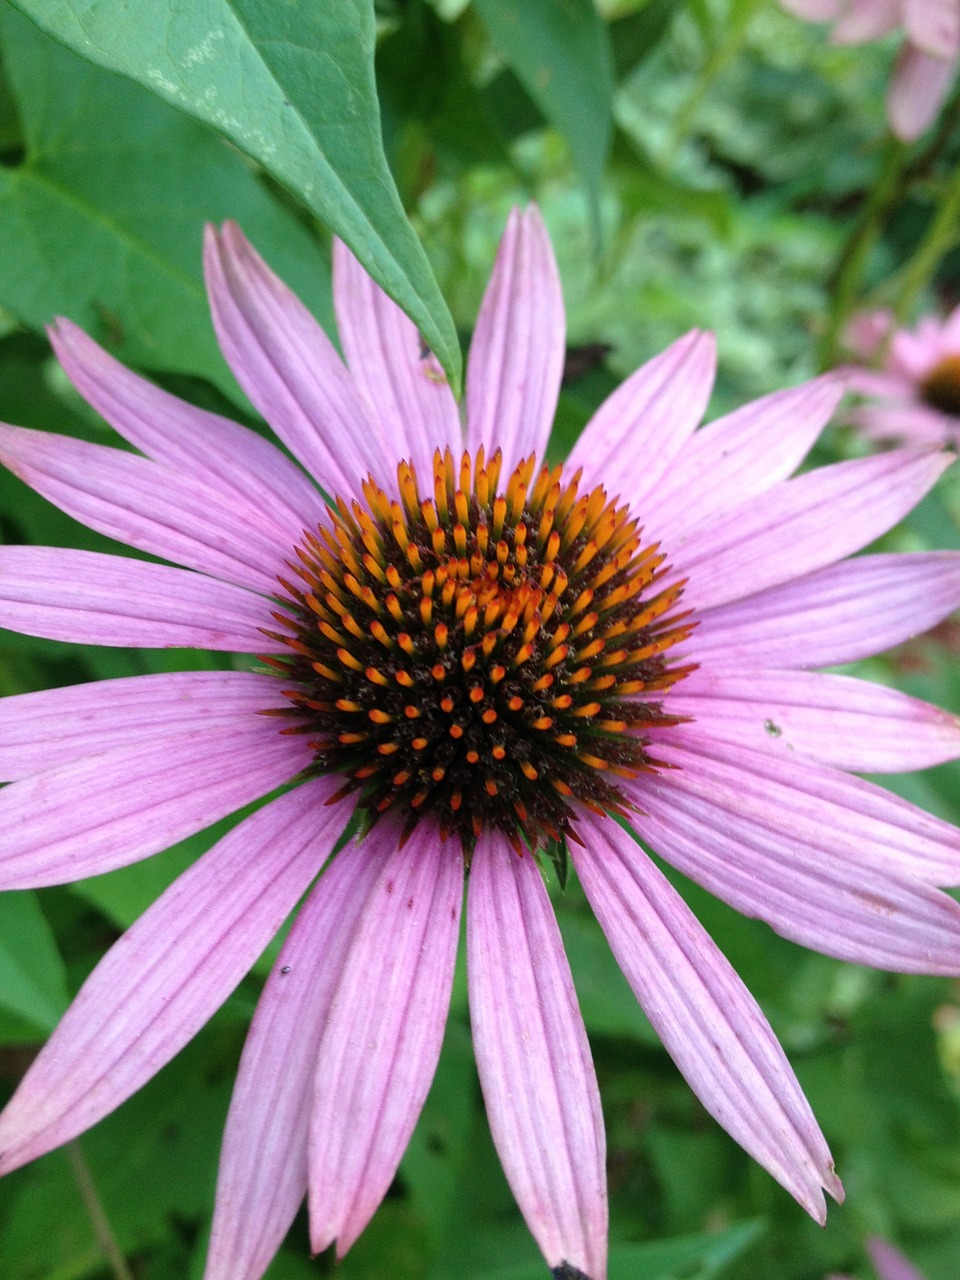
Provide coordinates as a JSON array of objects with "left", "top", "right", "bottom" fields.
[
  {"left": 280, "top": 966, "right": 291, "bottom": 975},
  {"left": 407, "top": 896, "right": 414, "bottom": 909},
  {"left": 764, "top": 719, "right": 782, "bottom": 738},
  {"left": 386, "top": 880, "right": 394, "bottom": 894},
  {"left": 553, "top": 1265, "right": 591, "bottom": 1280}
]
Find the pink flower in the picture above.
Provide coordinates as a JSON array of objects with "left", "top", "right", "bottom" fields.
[
  {"left": 781, "top": 0, "right": 960, "bottom": 140},
  {"left": 843, "top": 304, "right": 960, "bottom": 446},
  {"left": 3, "top": 209, "right": 960, "bottom": 1280}
]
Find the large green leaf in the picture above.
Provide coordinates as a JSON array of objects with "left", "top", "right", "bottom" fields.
[
  {"left": 0, "top": 891, "right": 69, "bottom": 1032},
  {"left": 472, "top": 0, "right": 613, "bottom": 233},
  {"left": 8, "top": 0, "right": 462, "bottom": 391},
  {"left": 0, "top": 6, "right": 334, "bottom": 400}
]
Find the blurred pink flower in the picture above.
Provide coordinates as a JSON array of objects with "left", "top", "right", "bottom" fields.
[
  {"left": 781, "top": 0, "right": 960, "bottom": 139},
  {"left": 831, "top": 1234, "right": 927, "bottom": 1280},
  {"left": 843, "top": 304, "right": 960, "bottom": 445},
  {"left": 3, "top": 209, "right": 960, "bottom": 1280}
]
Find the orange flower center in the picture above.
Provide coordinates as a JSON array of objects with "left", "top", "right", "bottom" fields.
[
  {"left": 921, "top": 353, "right": 960, "bottom": 417},
  {"left": 264, "top": 448, "right": 695, "bottom": 853}
]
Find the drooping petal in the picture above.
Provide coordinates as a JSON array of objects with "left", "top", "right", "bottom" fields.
[
  {"left": 640, "top": 727, "right": 960, "bottom": 886},
  {"left": 666, "top": 668, "right": 960, "bottom": 772},
  {"left": 0, "top": 779, "right": 350, "bottom": 1174},
  {"left": 830, "top": 0, "right": 900, "bottom": 44},
  {"left": 567, "top": 330, "right": 716, "bottom": 505},
  {"left": 308, "top": 822, "right": 463, "bottom": 1258},
  {"left": 48, "top": 319, "right": 323, "bottom": 538},
  {"left": 846, "top": 403, "right": 951, "bottom": 448},
  {"left": 332, "top": 238, "right": 462, "bottom": 484},
  {"left": 689, "top": 552, "right": 960, "bottom": 669},
  {"left": 779, "top": 0, "right": 841, "bottom": 18},
  {"left": 0, "top": 424, "right": 290, "bottom": 595},
  {"left": 888, "top": 44, "right": 957, "bottom": 142},
  {"left": 888, "top": 324, "right": 941, "bottom": 381},
  {"left": 572, "top": 818, "right": 841, "bottom": 1223},
  {"left": 0, "top": 547, "right": 273, "bottom": 651},
  {"left": 645, "top": 375, "right": 843, "bottom": 543},
  {"left": 904, "top": 0, "right": 960, "bottom": 61},
  {"left": 0, "top": 721, "right": 312, "bottom": 889},
  {"left": 468, "top": 831, "right": 607, "bottom": 1280},
  {"left": 842, "top": 367, "right": 913, "bottom": 403},
  {"left": 465, "top": 206, "right": 566, "bottom": 475},
  {"left": 673, "top": 449, "right": 951, "bottom": 611},
  {"left": 0, "top": 670, "right": 285, "bottom": 781},
  {"left": 628, "top": 740, "right": 960, "bottom": 970},
  {"left": 204, "top": 223, "right": 386, "bottom": 499},
  {"left": 204, "top": 837, "right": 385, "bottom": 1280},
  {"left": 865, "top": 1237, "right": 926, "bottom": 1280}
]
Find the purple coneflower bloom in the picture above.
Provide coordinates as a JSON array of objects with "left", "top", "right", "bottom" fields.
[
  {"left": 843, "top": 305, "right": 960, "bottom": 447},
  {"left": 2, "top": 208, "right": 960, "bottom": 1280},
  {"left": 781, "top": 0, "right": 960, "bottom": 141}
]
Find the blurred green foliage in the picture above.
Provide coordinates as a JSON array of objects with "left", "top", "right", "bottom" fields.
[{"left": 1, "top": 1, "right": 960, "bottom": 1279}]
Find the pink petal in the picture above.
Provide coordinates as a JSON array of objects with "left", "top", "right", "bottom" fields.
[
  {"left": 205, "top": 837, "right": 386, "bottom": 1280},
  {"left": 332, "top": 238, "right": 463, "bottom": 486},
  {"left": 204, "top": 223, "right": 387, "bottom": 500},
  {"left": 847, "top": 403, "right": 952, "bottom": 447},
  {"left": 308, "top": 821, "right": 462, "bottom": 1257},
  {"left": 673, "top": 449, "right": 951, "bottom": 611},
  {"left": 0, "top": 546, "right": 273, "bottom": 651},
  {"left": 779, "top": 0, "right": 842, "bottom": 18},
  {"left": 643, "top": 727, "right": 960, "bottom": 887},
  {"left": 572, "top": 817, "right": 840, "bottom": 1223},
  {"left": 465, "top": 207, "right": 566, "bottom": 475},
  {"left": 843, "top": 308, "right": 895, "bottom": 360},
  {"left": 467, "top": 832, "right": 607, "bottom": 1280},
  {"left": 646, "top": 375, "right": 842, "bottom": 543},
  {"left": 0, "top": 720, "right": 312, "bottom": 889},
  {"left": 567, "top": 330, "right": 716, "bottom": 504},
  {"left": 904, "top": 0, "right": 960, "bottom": 60},
  {"left": 667, "top": 668, "right": 960, "bottom": 772},
  {"left": 0, "top": 778, "right": 350, "bottom": 1173},
  {"left": 689, "top": 552, "right": 960, "bottom": 668},
  {"left": 889, "top": 325, "right": 940, "bottom": 380},
  {"left": 628, "top": 738, "right": 960, "bottom": 971},
  {"left": 0, "top": 670, "right": 285, "bottom": 781},
  {"left": 49, "top": 320, "right": 322, "bottom": 539},
  {"left": 831, "top": 0, "right": 900, "bottom": 44},
  {"left": 866, "top": 1237, "right": 927, "bottom": 1280},
  {"left": 888, "top": 45, "right": 957, "bottom": 141},
  {"left": 0, "top": 424, "right": 290, "bottom": 595},
  {"left": 837, "top": 365, "right": 913, "bottom": 399}
]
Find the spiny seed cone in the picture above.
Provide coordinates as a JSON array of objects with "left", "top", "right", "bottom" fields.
[
  {"left": 261, "top": 447, "right": 696, "bottom": 853},
  {"left": 921, "top": 353, "right": 960, "bottom": 417}
]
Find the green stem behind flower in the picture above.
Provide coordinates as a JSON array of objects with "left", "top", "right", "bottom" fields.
[
  {"left": 66, "top": 1141, "right": 134, "bottom": 1280},
  {"left": 819, "top": 135, "right": 906, "bottom": 369},
  {"left": 890, "top": 163, "right": 960, "bottom": 325}
]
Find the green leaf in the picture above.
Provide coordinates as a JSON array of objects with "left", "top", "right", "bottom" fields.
[
  {"left": 472, "top": 0, "right": 613, "bottom": 234},
  {"left": 9, "top": 0, "right": 462, "bottom": 392},
  {"left": 0, "top": 891, "right": 69, "bottom": 1031},
  {"left": 476, "top": 1220, "right": 765, "bottom": 1279},
  {"left": 610, "top": 0, "right": 681, "bottom": 82},
  {"left": 0, "top": 6, "right": 334, "bottom": 401},
  {"left": 555, "top": 902, "right": 661, "bottom": 1046}
]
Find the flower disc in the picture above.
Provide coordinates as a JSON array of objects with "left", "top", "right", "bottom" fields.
[
  {"left": 921, "top": 354, "right": 960, "bottom": 417},
  {"left": 266, "top": 448, "right": 695, "bottom": 851}
]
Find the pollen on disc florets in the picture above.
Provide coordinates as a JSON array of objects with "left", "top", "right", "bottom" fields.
[
  {"left": 921, "top": 353, "right": 960, "bottom": 417},
  {"left": 262, "top": 447, "right": 696, "bottom": 853}
]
